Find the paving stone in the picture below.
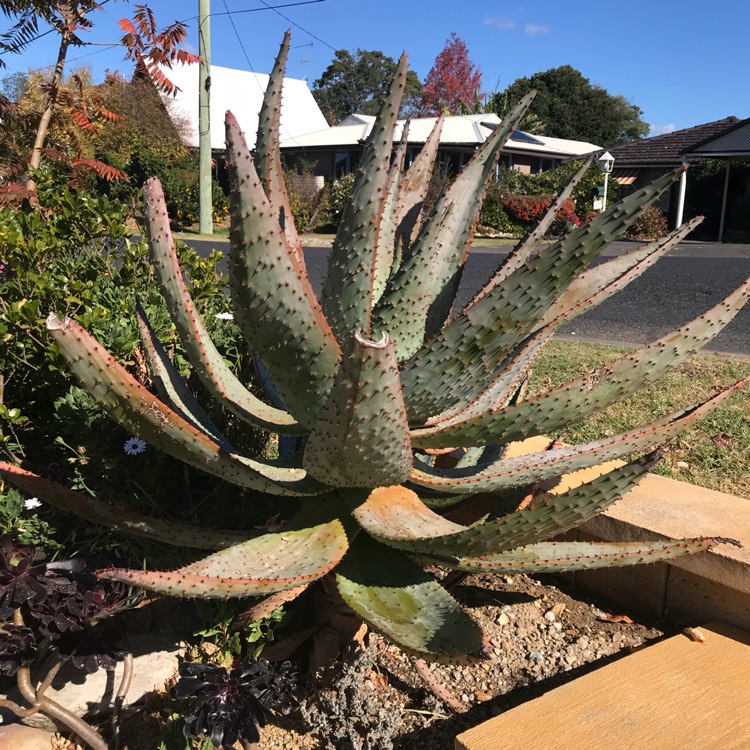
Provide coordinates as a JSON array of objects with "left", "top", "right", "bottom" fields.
[
  {"left": 0, "top": 724, "right": 53, "bottom": 750},
  {"left": 9, "top": 634, "right": 180, "bottom": 733}
]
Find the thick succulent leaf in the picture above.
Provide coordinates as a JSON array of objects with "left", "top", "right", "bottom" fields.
[
  {"left": 395, "top": 114, "right": 444, "bottom": 253},
  {"left": 231, "top": 584, "right": 311, "bottom": 630},
  {"left": 352, "top": 485, "right": 465, "bottom": 538},
  {"left": 401, "top": 167, "right": 689, "bottom": 422},
  {"left": 410, "top": 278, "right": 750, "bottom": 448},
  {"left": 143, "top": 178, "right": 302, "bottom": 435},
  {"left": 373, "top": 93, "right": 536, "bottom": 362},
  {"left": 334, "top": 533, "right": 488, "bottom": 661},
  {"left": 371, "top": 125, "right": 408, "bottom": 306},
  {"left": 46, "top": 315, "right": 322, "bottom": 496},
  {"left": 405, "top": 448, "right": 513, "bottom": 511},
  {"left": 226, "top": 113, "right": 341, "bottom": 427},
  {"left": 426, "top": 537, "right": 737, "bottom": 573},
  {"left": 254, "top": 30, "right": 303, "bottom": 262},
  {"left": 472, "top": 157, "right": 595, "bottom": 306},
  {"left": 98, "top": 497, "right": 353, "bottom": 597},
  {"left": 136, "top": 302, "right": 234, "bottom": 451},
  {"left": 356, "top": 455, "right": 653, "bottom": 557},
  {"left": 0, "top": 462, "right": 249, "bottom": 550},
  {"left": 536, "top": 216, "right": 703, "bottom": 330},
  {"left": 304, "top": 332, "right": 411, "bottom": 487},
  {"left": 410, "top": 381, "right": 745, "bottom": 494},
  {"left": 421, "top": 326, "right": 551, "bottom": 433},
  {"left": 455, "top": 444, "right": 508, "bottom": 468},
  {"left": 321, "top": 54, "right": 409, "bottom": 340},
  {"left": 420, "top": 221, "right": 700, "bottom": 435}
]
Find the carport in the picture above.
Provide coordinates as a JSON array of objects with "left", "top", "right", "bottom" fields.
[
  {"left": 603, "top": 117, "right": 750, "bottom": 240},
  {"left": 682, "top": 118, "right": 750, "bottom": 242}
]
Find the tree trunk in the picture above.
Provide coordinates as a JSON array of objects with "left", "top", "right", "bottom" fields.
[{"left": 26, "top": 16, "right": 72, "bottom": 197}]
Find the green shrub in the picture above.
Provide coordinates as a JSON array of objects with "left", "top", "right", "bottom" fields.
[
  {"left": 327, "top": 172, "right": 356, "bottom": 227},
  {"left": 288, "top": 176, "right": 330, "bottom": 233},
  {"left": 478, "top": 181, "right": 524, "bottom": 234},
  {"left": 105, "top": 149, "right": 228, "bottom": 227},
  {"left": 494, "top": 161, "right": 617, "bottom": 221},
  {"left": 0, "top": 181, "right": 266, "bottom": 554}
]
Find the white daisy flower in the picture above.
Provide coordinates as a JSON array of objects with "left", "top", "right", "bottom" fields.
[
  {"left": 124, "top": 437, "right": 147, "bottom": 456},
  {"left": 214, "top": 312, "right": 234, "bottom": 320},
  {"left": 24, "top": 497, "right": 42, "bottom": 510}
]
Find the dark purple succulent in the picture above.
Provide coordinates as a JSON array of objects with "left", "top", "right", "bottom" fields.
[
  {"left": 0, "top": 535, "right": 83, "bottom": 620},
  {"left": 36, "top": 583, "right": 136, "bottom": 673},
  {"left": 241, "top": 658, "right": 298, "bottom": 716},
  {"left": 0, "top": 624, "right": 37, "bottom": 676},
  {"left": 174, "top": 659, "right": 298, "bottom": 747}
]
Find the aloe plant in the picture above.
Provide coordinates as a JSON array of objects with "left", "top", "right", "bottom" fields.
[{"left": 1, "top": 32, "right": 748, "bottom": 661}]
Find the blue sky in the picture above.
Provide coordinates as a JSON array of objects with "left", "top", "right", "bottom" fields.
[{"left": 3, "top": 0, "right": 749, "bottom": 136}]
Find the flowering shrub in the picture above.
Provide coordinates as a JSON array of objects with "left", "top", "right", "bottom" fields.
[{"left": 501, "top": 192, "right": 581, "bottom": 233}]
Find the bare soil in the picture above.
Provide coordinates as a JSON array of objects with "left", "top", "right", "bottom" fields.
[{"left": 256, "top": 572, "right": 664, "bottom": 750}]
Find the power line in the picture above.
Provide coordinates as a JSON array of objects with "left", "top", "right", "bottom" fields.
[
  {"left": 219, "top": 0, "right": 306, "bottom": 148},
  {"left": 255, "top": 0, "right": 335, "bottom": 51},
  {"left": 0, "top": 0, "right": 112, "bottom": 64},
  {"left": 209, "top": 0, "right": 327, "bottom": 18},
  {"left": 4, "top": 40, "right": 119, "bottom": 78},
  {"left": 3, "top": 0, "right": 335, "bottom": 80},
  {"left": 186, "top": 0, "right": 335, "bottom": 52}
]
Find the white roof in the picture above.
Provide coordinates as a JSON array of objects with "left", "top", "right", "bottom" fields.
[
  {"left": 161, "top": 62, "right": 329, "bottom": 150},
  {"left": 280, "top": 112, "right": 600, "bottom": 157}
]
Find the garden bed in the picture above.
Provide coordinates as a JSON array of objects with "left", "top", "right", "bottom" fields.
[{"left": 109, "top": 572, "right": 664, "bottom": 750}]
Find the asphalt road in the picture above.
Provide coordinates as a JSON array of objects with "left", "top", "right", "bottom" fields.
[{"left": 183, "top": 238, "right": 750, "bottom": 356}]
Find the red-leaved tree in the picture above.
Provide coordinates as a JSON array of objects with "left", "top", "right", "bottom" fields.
[
  {"left": 119, "top": 4, "right": 200, "bottom": 96},
  {"left": 420, "top": 32, "right": 482, "bottom": 116}
]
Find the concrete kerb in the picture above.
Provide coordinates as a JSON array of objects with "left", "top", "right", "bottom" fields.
[
  {"left": 456, "top": 448, "right": 750, "bottom": 750},
  {"left": 502, "top": 437, "right": 750, "bottom": 629},
  {"left": 574, "top": 473, "right": 750, "bottom": 629}
]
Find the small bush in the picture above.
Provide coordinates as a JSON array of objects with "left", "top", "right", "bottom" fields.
[
  {"left": 288, "top": 175, "right": 330, "bottom": 233},
  {"left": 479, "top": 182, "right": 523, "bottom": 234},
  {"left": 327, "top": 173, "right": 356, "bottom": 228},
  {"left": 0, "top": 181, "right": 270, "bottom": 557},
  {"left": 107, "top": 149, "right": 228, "bottom": 227},
  {"left": 623, "top": 206, "right": 668, "bottom": 240}
]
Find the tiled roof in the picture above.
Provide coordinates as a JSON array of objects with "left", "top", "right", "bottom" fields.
[
  {"left": 685, "top": 118, "right": 750, "bottom": 155},
  {"left": 604, "top": 117, "right": 740, "bottom": 166}
]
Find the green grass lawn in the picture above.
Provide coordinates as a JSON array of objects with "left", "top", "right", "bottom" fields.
[
  {"left": 531, "top": 340, "right": 750, "bottom": 499},
  {"left": 174, "top": 228, "right": 517, "bottom": 247}
]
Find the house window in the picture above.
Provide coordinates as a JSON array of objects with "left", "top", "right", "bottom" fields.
[
  {"left": 333, "top": 151, "right": 350, "bottom": 177},
  {"left": 540, "top": 158, "right": 556, "bottom": 172},
  {"left": 496, "top": 153, "right": 513, "bottom": 180},
  {"left": 528, "top": 157, "right": 558, "bottom": 174}
]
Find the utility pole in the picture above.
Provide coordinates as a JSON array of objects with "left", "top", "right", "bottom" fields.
[{"left": 198, "top": 0, "right": 213, "bottom": 235}]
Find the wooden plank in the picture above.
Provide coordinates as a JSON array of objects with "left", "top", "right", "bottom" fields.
[{"left": 456, "top": 621, "right": 750, "bottom": 750}]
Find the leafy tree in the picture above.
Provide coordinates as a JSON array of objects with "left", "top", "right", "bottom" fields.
[
  {"left": 420, "top": 32, "right": 482, "bottom": 116},
  {"left": 7, "top": 66, "right": 128, "bottom": 185},
  {"left": 118, "top": 5, "right": 200, "bottom": 97},
  {"left": 91, "top": 71, "right": 189, "bottom": 164},
  {"left": 1, "top": 1, "right": 106, "bottom": 191},
  {"left": 490, "top": 65, "right": 648, "bottom": 146},
  {"left": 312, "top": 48, "right": 422, "bottom": 125},
  {"left": 0, "top": 2, "right": 197, "bottom": 197}
]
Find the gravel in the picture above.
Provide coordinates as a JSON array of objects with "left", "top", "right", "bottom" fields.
[{"left": 260, "top": 572, "right": 664, "bottom": 750}]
